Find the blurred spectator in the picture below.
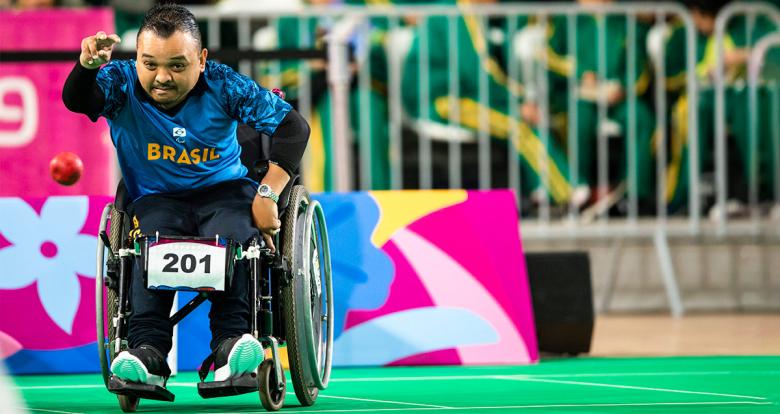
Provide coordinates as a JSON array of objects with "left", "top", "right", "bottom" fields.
[
  {"left": 665, "top": 0, "right": 779, "bottom": 213},
  {"left": 110, "top": 0, "right": 154, "bottom": 50},
  {"left": 402, "top": 0, "right": 582, "bottom": 204},
  {"left": 258, "top": 0, "right": 420, "bottom": 191},
  {"left": 544, "top": 0, "right": 656, "bottom": 210},
  {"left": 109, "top": 0, "right": 219, "bottom": 50},
  {"left": 13, "top": 0, "right": 56, "bottom": 8}
]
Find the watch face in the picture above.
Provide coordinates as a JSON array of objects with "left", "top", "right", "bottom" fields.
[{"left": 259, "top": 185, "right": 269, "bottom": 195}]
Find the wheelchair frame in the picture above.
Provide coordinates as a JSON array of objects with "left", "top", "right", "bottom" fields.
[{"left": 95, "top": 184, "right": 333, "bottom": 412}]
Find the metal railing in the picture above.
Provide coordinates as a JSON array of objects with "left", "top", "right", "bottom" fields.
[
  {"left": 194, "top": 3, "right": 780, "bottom": 239},
  {"left": 186, "top": 2, "right": 700, "bottom": 315},
  {"left": 713, "top": 1, "right": 780, "bottom": 237},
  {"left": 747, "top": 33, "right": 780, "bottom": 236},
  {"left": 3, "top": 3, "right": 776, "bottom": 313},
  {"left": 227, "top": 3, "right": 695, "bottom": 315}
]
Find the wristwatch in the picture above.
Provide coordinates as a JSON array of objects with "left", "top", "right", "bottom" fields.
[{"left": 257, "top": 184, "right": 279, "bottom": 203}]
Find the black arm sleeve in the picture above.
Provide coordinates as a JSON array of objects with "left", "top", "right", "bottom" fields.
[
  {"left": 62, "top": 62, "right": 105, "bottom": 122},
  {"left": 268, "top": 109, "right": 310, "bottom": 176}
]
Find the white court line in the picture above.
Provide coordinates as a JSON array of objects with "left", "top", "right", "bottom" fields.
[
  {"left": 325, "top": 370, "right": 780, "bottom": 383},
  {"left": 15, "top": 385, "right": 105, "bottom": 390},
  {"left": 319, "top": 394, "right": 452, "bottom": 409},
  {"left": 324, "top": 375, "right": 485, "bottom": 383},
  {"left": 528, "top": 370, "right": 780, "bottom": 378},
  {"left": 494, "top": 375, "right": 768, "bottom": 401},
  {"left": 15, "top": 368, "right": 780, "bottom": 390},
  {"left": 20, "top": 408, "right": 83, "bottom": 414},
  {"left": 198, "top": 401, "right": 772, "bottom": 413}
]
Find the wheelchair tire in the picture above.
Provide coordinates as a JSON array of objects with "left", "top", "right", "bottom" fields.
[
  {"left": 97, "top": 203, "right": 138, "bottom": 414},
  {"left": 280, "top": 185, "right": 334, "bottom": 406},
  {"left": 281, "top": 186, "right": 318, "bottom": 406},
  {"left": 97, "top": 204, "right": 124, "bottom": 387},
  {"left": 118, "top": 395, "right": 139, "bottom": 412},
  {"left": 257, "top": 359, "right": 286, "bottom": 411},
  {"left": 106, "top": 205, "right": 124, "bottom": 352},
  {"left": 107, "top": 206, "right": 137, "bottom": 413}
]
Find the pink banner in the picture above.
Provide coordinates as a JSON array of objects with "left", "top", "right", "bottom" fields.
[
  {"left": 0, "top": 191, "right": 539, "bottom": 374},
  {"left": 0, "top": 195, "right": 111, "bottom": 357},
  {"left": 0, "top": 9, "right": 117, "bottom": 197},
  {"left": 320, "top": 190, "right": 539, "bottom": 366}
]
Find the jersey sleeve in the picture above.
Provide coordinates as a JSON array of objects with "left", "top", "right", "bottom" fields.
[
  {"left": 222, "top": 68, "right": 292, "bottom": 136},
  {"left": 95, "top": 60, "right": 130, "bottom": 120}
]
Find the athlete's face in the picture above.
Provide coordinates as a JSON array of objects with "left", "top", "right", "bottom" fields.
[{"left": 136, "top": 30, "right": 207, "bottom": 109}]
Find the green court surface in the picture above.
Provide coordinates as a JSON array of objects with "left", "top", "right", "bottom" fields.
[{"left": 11, "top": 356, "right": 780, "bottom": 413}]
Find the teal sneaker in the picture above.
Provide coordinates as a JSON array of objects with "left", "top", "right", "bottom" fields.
[
  {"left": 110, "top": 345, "right": 171, "bottom": 387},
  {"left": 213, "top": 334, "right": 264, "bottom": 382}
]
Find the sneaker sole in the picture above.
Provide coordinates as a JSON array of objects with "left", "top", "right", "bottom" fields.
[
  {"left": 111, "top": 353, "right": 166, "bottom": 387},
  {"left": 214, "top": 335, "right": 264, "bottom": 382}
]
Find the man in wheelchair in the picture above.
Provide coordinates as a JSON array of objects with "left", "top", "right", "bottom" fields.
[{"left": 62, "top": 3, "right": 314, "bottom": 407}]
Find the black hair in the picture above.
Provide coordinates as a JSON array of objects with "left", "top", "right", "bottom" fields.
[
  {"left": 137, "top": 3, "right": 202, "bottom": 48},
  {"left": 685, "top": 0, "right": 729, "bottom": 17}
]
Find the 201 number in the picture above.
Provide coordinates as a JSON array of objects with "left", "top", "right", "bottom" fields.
[{"left": 162, "top": 253, "right": 211, "bottom": 273}]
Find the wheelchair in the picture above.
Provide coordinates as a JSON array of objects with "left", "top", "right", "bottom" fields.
[{"left": 95, "top": 125, "right": 334, "bottom": 412}]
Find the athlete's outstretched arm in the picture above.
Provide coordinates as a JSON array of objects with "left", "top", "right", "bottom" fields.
[
  {"left": 62, "top": 31, "right": 121, "bottom": 119},
  {"left": 62, "top": 63, "right": 104, "bottom": 119}
]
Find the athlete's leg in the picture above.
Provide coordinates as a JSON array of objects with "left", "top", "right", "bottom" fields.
[
  {"left": 195, "top": 180, "right": 260, "bottom": 352},
  {"left": 126, "top": 194, "right": 196, "bottom": 354},
  {"left": 112, "top": 194, "right": 196, "bottom": 385}
]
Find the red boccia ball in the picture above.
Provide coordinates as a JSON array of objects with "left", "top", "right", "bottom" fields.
[{"left": 50, "top": 151, "right": 83, "bottom": 186}]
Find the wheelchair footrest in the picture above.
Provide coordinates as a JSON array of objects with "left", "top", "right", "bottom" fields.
[
  {"left": 108, "top": 375, "right": 175, "bottom": 402},
  {"left": 197, "top": 373, "right": 258, "bottom": 399}
]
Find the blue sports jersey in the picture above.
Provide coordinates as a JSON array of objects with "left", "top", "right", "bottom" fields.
[{"left": 95, "top": 60, "right": 291, "bottom": 201}]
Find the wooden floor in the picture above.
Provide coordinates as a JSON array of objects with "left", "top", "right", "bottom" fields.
[{"left": 590, "top": 313, "right": 780, "bottom": 356}]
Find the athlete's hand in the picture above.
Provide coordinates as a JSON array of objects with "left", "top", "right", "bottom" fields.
[
  {"left": 80, "top": 31, "right": 121, "bottom": 70},
  {"left": 252, "top": 195, "right": 281, "bottom": 253}
]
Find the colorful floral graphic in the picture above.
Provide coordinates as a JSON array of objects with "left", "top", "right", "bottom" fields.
[
  {"left": 0, "top": 331, "right": 22, "bottom": 359},
  {"left": 334, "top": 190, "right": 538, "bottom": 366},
  {"left": 312, "top": 193, "right": 395, "bottom": 339},
  {"left": 1, "top": 191, "right": 537, "bottom": 373},
  {"left": 0, "top": 196, "right": 107, "bottom": 351}
]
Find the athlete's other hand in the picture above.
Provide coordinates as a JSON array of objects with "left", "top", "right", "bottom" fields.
[
  {"left": 252, "top": 195, "right": 281, "bottom": 253},
  {"left": 80, "top": 31, "right": 121, "bottom": 69}
]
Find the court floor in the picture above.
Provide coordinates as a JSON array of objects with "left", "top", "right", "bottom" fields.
[{"left": 11, "top": 355, "right": 780, "bottom": 413}]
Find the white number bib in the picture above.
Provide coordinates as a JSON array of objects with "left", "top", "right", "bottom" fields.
[{"left": 147, "top": 241, "right": 227, "bottom": 291}]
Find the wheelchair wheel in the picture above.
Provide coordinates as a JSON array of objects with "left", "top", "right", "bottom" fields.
[
  {"left": 97, "top": 204, "right": 118, "bottom": 385},
  {"left": 257, "top": 359, "right": 286, "bottom": 411},
  {"left": 280, "top": 185, "right": 334, "bottom": 407},
  {"left": 107, "top": 205, "right": 124, "bottom": 357},
  {"left": 118, "top": 395, "right": 139, "bottom": 413},
  {"left": 96, "top": 204, "right": 140, "bottom": 412}
]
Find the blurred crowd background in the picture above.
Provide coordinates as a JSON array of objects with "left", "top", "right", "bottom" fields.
[{"left": 5, "top": 0, "right": 780, "bottom": 222}]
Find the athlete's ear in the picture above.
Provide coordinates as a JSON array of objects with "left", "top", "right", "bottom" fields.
[{"left": 200, "top": 48, "right": 208, "bottom": 72}]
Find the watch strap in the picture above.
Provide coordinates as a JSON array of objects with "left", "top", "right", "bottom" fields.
[{"left": 257, "top": 184, "right": 280, "bottom": 203}]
